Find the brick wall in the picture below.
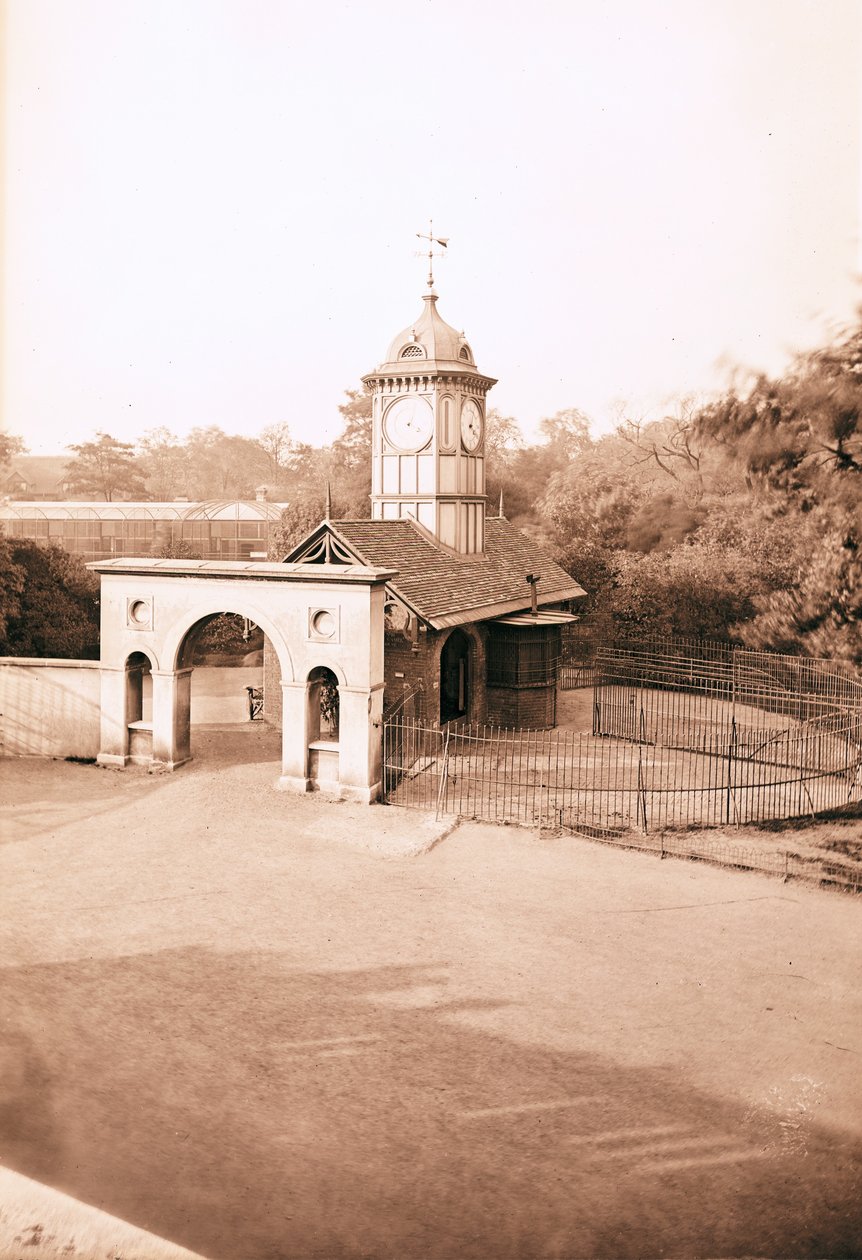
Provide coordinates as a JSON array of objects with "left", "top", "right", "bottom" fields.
[
  {"left": 383, "top": 622, "right": 488, "bottom": 724},
  {"left": 487, "top": 683, "right": 557, "bottom": 730},
  {"left": 383, "top": 630, "right": 437, "bottom": 715}
]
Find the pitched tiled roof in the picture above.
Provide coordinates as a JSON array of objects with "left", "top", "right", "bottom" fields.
[
  {"left": 2, "top": 456, "right": 71, "bottom": 495},
  {"left": 286, "top": 517, "right": 587, "bottom": 629}
]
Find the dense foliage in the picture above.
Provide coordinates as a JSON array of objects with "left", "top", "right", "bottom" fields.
[
  {"left": 0, "top": 541, "right": 100, "bottom": 658},
  {"left": 690, "top": 324, "right": 862, "bottom": 663}
]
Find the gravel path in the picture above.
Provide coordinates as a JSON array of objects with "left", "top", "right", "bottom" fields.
[{"left": 1, "top": 731, "right": 861, "bottom": 1259}]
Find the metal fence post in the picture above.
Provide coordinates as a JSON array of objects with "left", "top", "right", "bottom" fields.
[
  {"left": 637, "top": 744, "right": 648, "bottom": 834},
  {"left": 435, "top": 726, "right": 451, "bottom": 821}
]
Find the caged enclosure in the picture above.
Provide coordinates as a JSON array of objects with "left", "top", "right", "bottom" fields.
[{"left": 382, "top": 633, "right": 862, "bottom": 856}]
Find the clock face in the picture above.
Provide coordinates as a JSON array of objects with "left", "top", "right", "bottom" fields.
[
  {"left": 460, "top": 399, "right": 483, "bottom": 451},
  {"left": 384, "top": 396, "right": 434, "bottom": 450}
]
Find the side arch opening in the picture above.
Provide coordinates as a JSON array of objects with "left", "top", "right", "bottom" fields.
[
  {"left": 125, "top": 650, "right": 154, "bottom": 763},
  {"left": 306, "top": 666, "right": 340, "bottom": 790}
]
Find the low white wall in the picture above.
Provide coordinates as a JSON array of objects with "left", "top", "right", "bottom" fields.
[{"left": 0, "top": 658, "right": 101, "bottom": 759}]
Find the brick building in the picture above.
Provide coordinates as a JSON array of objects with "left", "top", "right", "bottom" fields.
[{"left": 267, "top": 280, "right": 586, "bottom": 730}]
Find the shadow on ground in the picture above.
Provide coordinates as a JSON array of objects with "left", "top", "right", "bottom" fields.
[{"left": 1, "top": 951, "right": 860, "bottom": 1260}]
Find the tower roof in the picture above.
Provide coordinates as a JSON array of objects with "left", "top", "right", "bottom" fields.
[{"left": 381, "top": 293, "right": 477, "bottom": 369}]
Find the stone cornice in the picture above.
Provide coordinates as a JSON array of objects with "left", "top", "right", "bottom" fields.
[
  {"left": 362, "top": 369, "right": 498, "bottom": 392},
  {"left": 88, "top": 558, "right": 398, "bottom": 586}
]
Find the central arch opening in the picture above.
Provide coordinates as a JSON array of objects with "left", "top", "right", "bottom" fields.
[{"left": 175, "top": 611, "right": 278, "bottom": 765}]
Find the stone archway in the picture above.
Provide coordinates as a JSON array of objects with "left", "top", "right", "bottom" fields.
[{"left": 92, "top": 557, "right": 396, "bottom": 801}]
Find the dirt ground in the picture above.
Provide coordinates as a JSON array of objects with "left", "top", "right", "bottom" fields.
[{"left": 1, "top": 729, "right": 862, "bottom": 1260}]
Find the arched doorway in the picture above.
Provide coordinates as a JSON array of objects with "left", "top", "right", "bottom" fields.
[{"left": 440, "top": 630, "right": 470, "bottom": 723}]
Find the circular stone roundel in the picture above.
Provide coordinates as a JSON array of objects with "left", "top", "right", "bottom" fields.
[
  {"left": 311, "top": 609, "right": 336, "bottom": 638},
  {"left": 129, "top": 599, "right": 151, "bottom": 626}
]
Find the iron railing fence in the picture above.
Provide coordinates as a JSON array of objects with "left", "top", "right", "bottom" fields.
[
  {"left": 592, "top": 684, "right": 862, "bottom": 762},
  {"left": 382, "top": 632, "right": 862, "bottom": 887},
  {"left": 382, "top": 714, "right": 862, "bottom": 836},
  {"left": 593, "top": 647, "right": 862, "bottom": 722},
  {"left": 382, "top": 683, "right": 426, "bottom": 724},
  {"left": 560, "top": 626, "right": 862, "bottom": 721},
  {"left": 382, "top": 713, "right": 862, "bottom": 890}
]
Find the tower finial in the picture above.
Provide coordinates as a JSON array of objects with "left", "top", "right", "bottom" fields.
[
  {"left": 415, "top": 220, "right": 448, "bottom": 292},
  {"left": 325, "top": 482, "right": 332, "bottom": 520},
  {"left": 499, "top": 488, "right": 504, "bottom": 518}
]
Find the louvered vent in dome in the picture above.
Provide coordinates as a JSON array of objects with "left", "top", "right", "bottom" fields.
[
  {"left": 400, "top": 344, "right": 425, "bottom": 359},
  {"left": 459, "top": 345, "right": 471, "bottom": 361}
]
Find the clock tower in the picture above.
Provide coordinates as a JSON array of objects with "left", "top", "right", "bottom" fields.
[{"left": 363, "top": 290, "right": 497, "bottom": 555}]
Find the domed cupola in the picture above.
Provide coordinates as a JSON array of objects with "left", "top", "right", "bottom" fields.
[
  {"left": 363, "top": 283, "right": 498, "bottom": 556},
  {"left": 383, "top": 294, "right": 476, "bottom": 368}
]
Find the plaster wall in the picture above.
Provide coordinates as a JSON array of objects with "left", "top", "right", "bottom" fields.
[{"left": 0, "top": 658, "right": 101, "bottom": 758}]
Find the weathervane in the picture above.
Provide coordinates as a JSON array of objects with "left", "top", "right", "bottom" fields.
[{"left": 415, "top": 220, "right": 448, "bottom": 291}]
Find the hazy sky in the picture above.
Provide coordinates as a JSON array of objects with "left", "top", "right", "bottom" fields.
[{"left": 3, "top": 0, "right": 860, "bottom": 455}]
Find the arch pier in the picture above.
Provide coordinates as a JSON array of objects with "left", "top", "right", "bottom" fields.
[{"left": 90, "top": 558, "right": 395, "bottom": 802}]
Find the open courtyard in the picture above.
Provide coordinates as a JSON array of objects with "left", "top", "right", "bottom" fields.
[{"left": 1, "top": 729, "right": 861, "bottom": 1259}]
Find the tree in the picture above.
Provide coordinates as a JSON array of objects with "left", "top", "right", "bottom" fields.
[
  {"left": 483, "top": 409, "right": 525, "bottom": 514},
  {"left": 269, "top": 498, "right": 331, "bottom": 557},
  {"left": 325, "top": 384, "right": 373, "bottom": 516},
  {"left": 0, "top": 541, "right": 100, "bottom": 658},
  {"left": 623, "top": 491, "right": 705, "bottom": 553},
  {"left": 65, "top": 432, "right": 147, "bottom": 501},
  {"left": 606, "top": 543, "right": 777, "bottom": 642},
  {"left": 0, "top": 539, "right": 26, "bottom": 639},
  {"left": 537, "top": 408, "right": 592, "bottom": 461},
  {"left": 693, "top": 314, "right": 862, "bottom": 662},
  {"left": 492, "top": 408, "right": 596, "bottom": 524},
  {"left": 150, "top": 520, "right": 202, "bottom": 560},
  {"left": 617, "top": 406, "right": 706, "bottom": 487},
  {"left": 0, "top": 432, "right": 26, "bottom": 469},
  {"left": 539, "top": 442, "right": 645, "bottom": 551},
  {"left": 137, "top": 428, "right": 192, "bottom": 500},
  {"left": 332, "top": 386, "right": 374, "bottom": 469},
  {"left": 185, "top": 427, "right": 271, "bottom": 499},
  {"left": 257, "top": 422, "right": 295, "bottom": 477},
  {"left": 188, "top": 613, "right": 262, "bottom": 662}
]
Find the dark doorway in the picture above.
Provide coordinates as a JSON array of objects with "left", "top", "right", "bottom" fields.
[{"left": 440, "top": 630, "right": 470, "bottom": 723}]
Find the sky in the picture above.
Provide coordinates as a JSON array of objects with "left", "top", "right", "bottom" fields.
[{"left": 2, "top": 0, "right": 861, "bottom": 455}]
